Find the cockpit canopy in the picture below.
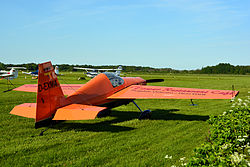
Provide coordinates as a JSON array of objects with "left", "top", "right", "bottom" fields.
[{"left": 103, "top": 72, "right": 124, "bottom": 87}]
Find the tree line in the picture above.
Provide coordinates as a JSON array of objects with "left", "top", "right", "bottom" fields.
[
  {"left": 198, "top": 63, "right": 250, "bottom": 74},
  {"left": 0, "top": 62, "right": 249, "bottom": 74}
]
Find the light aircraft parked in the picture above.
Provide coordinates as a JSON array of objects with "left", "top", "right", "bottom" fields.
[
  {"left": 23, "top": 66, "right": 61, "bottom": 78},
  {"left": 0, "top": 67, "right": 26, "bottom": 80},
  {"left": 74, "top": 65, "right": 122, "bottom": 78},
  {"left": 10, "top": 62, "right": 238, "bottom": 128},
  {"left": 1, "top": 67, "right": 26, "bottom": 91},
  {"left": 22, "top": 69, "right": 38, "bottom": 76}
]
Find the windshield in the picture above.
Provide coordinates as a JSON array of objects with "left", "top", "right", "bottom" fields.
[{"left": 104, "top": 72, "right": 124, "bottom": 87}]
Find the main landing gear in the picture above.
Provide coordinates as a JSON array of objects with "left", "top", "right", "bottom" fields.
[
  {"left": 3, "top": 79, "right": 16, "bottom": 92},
  {"left": 190, "top": 99, "right": 198, "bottom": 106},
  {"left": 132, "top": 101, "right": 152, "bottom": 120}
]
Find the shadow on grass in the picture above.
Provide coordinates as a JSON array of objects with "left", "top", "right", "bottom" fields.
[
  {"left": 54, "top": 121, "right": 135, "bottom": 133},
  {"left": 53, "top": 109, "right": 209, "bottom": 132},
  {"left": 151, "top": 109, "right": 209, "bottom": 121}
]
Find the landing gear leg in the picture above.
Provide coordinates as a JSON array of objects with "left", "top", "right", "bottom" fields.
[
  {"left": 132, "top": 101, "right": 152, "bottom": 120},
  {"left": 190, "top": 99, "right": 197, "bottom": 106},
  {"left": 3, "top": 79, "right": 16, "bottom": 92},
  {"left": 8, "top": 79, "right": 15, "bottom": 88}
]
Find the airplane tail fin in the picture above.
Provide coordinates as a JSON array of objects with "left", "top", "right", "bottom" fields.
[
  {"left": 55, "top": 66, "right": 59, "bottom": 75},
  {"left": 8, "top": 68, "right": 18, "bottom": 80},
  {"left": 35, "top": 61, "right": 66, "bottom": 128},
  {"left": 13, "top": 69, "right": 18, "bottom": 79}
]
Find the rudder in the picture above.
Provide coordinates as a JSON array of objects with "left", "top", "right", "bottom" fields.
[{"left": 35, "top": 61, "right": 66, "bottom": 128}]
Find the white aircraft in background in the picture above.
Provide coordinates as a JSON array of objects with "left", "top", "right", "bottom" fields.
[
  {"left": 0, "top": 67, "right": 26, "bottom": 80},
  {"left": 0, "top": 67, "right": 26, "bottom": 91},
  {"left": 22, "top": 69, "right": 39, "bottom": 76},
  {"left": 74, "top": 65, "right": 122, "bottom": 78}
]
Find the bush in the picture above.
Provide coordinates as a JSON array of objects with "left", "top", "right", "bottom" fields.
[{"left": 186, "top": 97, "right": 250, "bottom": 166}]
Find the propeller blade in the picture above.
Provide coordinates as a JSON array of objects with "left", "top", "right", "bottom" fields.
[{"left": 146, "top": 79, "right": 164, "bottom": 83}]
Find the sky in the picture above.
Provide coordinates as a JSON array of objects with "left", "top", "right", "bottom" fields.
[{"left": 0, "top": 0, "right": 249, "bottom": 70}]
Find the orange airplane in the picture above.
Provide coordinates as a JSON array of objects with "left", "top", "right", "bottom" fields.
[{"left": 10, "top": 61, "right": 239, "bottom": 128}]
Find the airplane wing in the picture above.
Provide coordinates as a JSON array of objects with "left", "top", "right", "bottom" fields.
[
  {"left": 74, "top": 67, "right": 95, "bottom": 71},
  {"left": 97, "top": 69, "right": 116, "bottom": 71},
  {"left": 0, "top": 73, "right": 14, "bottom": 78},
  {"left": 13, "top": 84, "right": 84, "bottom": 96},
  {"left": 108, "top": 85, "right": 239, "bottom": 99},
  {"left": 97, "top": 68, "right": 122, "bottom": 71},
  {"left": 74, "top": 67, "right": 121, "bottom": 72},
  {"left": 0, "top": 70, "right": 8, "bottom": 74},
  {"left": 22, "top": 72, "right": 32, "bottom": 75},
  {"left": 53, "top": 104, "right": 106, "bottom": 120},
  {"left": 7, "top": 67, "right": 26, "bottom": 70}
]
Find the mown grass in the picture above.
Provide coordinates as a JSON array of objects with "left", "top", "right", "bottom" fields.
[{"left": 0, "top": 72, "right": 249, "bottom": 166}]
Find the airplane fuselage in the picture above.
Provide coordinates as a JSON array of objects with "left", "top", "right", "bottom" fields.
[{"left": 65, "top": 73, "right": 146, "bottom": 109}]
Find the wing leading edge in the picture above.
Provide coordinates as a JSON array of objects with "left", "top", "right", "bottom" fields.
[{"left": 108, "top": 85, "right": 239, "bottom": 99}]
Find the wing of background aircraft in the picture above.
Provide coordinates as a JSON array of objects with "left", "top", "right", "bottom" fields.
[
  {"left": 6, "top": 67, "right": 26, "bottom": 70},
  {"left": 74, "top": 67, "right": 121, "bottom": 71},
  {"left": 108, "top": 85, "right": 238, "bottom": 99},
  {"left": 74, "top": 67, "right": 122, "bottom": 72},
  {"left": 0, "top": 70, "right": 9, "bottom": 75},
  {"left": 0, "top": 73, "right": 14, "bottom": 78},
  {"left": 97, "top": 69, "right": 121, "bottom": 71},
  {"left": 73, "top": 67, "right": 95, "bottom": 71},
  {"left": 22, "top": 70, "right": 38, "bottom": 76}
]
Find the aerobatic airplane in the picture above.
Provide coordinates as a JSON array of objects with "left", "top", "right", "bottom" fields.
[
  {"left": 74, "top": 65, "right": 122, "bottom": 78},
  {"left": 10, "top": 61, "right": 239, "bottom": 128}
]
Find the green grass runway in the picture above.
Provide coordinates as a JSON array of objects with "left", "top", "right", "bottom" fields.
[{"left": 0, "top": 72, "right": 249, "bottom": 166}]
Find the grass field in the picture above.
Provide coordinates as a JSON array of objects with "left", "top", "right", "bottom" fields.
[{"left": 0, "top": 72, "right": 249, "bottom": 166}]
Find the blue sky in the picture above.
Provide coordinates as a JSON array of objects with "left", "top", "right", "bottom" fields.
[{"left": 0, "top": 0, "right": 249, "bottom": 69}]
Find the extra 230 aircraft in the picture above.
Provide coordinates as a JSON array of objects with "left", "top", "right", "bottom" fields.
[{"left": 10, "top": 62, "right": 239, "bottom": 128}]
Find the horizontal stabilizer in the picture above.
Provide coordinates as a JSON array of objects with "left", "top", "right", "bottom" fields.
[
  {"left": 13, "top": 84, "right": 83, "bottom": 96},
  {"left": 53, "top": 104, "right": 106, "bottom": 120},
  {"left": 10, "top": 103, "right": 36, "bottom": 119}
]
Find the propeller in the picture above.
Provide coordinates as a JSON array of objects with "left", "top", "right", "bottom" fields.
[{"left": 146, "top": 79, "right": 164, "bottom": 83}]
